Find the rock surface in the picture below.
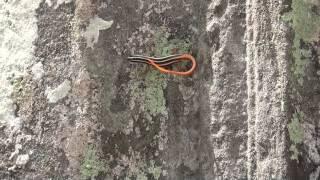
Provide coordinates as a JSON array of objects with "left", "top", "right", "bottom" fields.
[{"left": 0, "top": 0, "right": 319, "bottom": 179}]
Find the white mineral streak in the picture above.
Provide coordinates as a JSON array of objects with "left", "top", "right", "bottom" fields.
[
  {"left": 54, "top": 0, "right": 73, "bottom": 9},
  {"left": 0, "top": 0, "right": 42, "bottom": 132},
  {"left": 45, "top": 0, "right": 53, "bottom": 7},
  {"left": 15, "top": 154, "right": 30, "bottom": 166},
  {"left": 46, "top": 80, "right": 71, "bottom": 103},
  {"left": 31, "top": 62, "right": 44, "bottom": 80},
  {"left": 83, "top": 15, "right": 113, "bottom": 49}
]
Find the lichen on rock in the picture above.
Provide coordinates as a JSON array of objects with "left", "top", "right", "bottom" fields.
[
  {"left": 98, "top": 21, "right": 195, "bottom": 178},
  {"left": 80, "top": 145, "right": 108, "bottom": 179},
  {"left": 283, "top": 0, "right": 320, "bottom": 85},
  {"left": 288, "top": 111, "right": 304, "bottom": 161},
  {"left": 2, "top": 0, "right": 319, "bottom": 179},
  {"left": 282, "top": 0, "right": 320, "bottom": 177}
]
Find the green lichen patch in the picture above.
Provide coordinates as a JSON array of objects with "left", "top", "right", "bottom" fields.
[
  {"left": 103, "top": 27, "right": 193, "bottom": 178},
  {"left": 147, "top": 160, "right": 162, "bottom": 179},
  {"left": 288, "top": 111, "right": 304, "bottom": 161},
  {"left": 153, "top": 27, "right": 192, "bottom": 57},
  {"left": 282, "top": 0, "right": 320, "bottom": 85},
  {"left": 109, "top": 149, "right": 163, "bottom": 180},
  {"left": 143, "top": 27, "right": 192, "bottom": 116},
  {"left": 144, "top": 70, "right": 167, "bottom": 117},
  {"left": 283, "top": 0, "right": 320, "bottom": 41},
  {"left": 10, "top": 76, "right": 25, "bottom": 101},
  {"left": 104, "top": 26, "right": 191, "bottom": 133},
  {"left": 126, "top": 158, "right": 163, "bottom": 180},
  {"left": 129, "top": 27, "right": 192, "bottom": 118},
  {"left": 80, "top": 145, "right": 108, "bottom": 179}
]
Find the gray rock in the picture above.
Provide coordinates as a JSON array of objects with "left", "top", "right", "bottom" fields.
[{"left": 0, "top": 0, "right": 319, "bottom": 179}]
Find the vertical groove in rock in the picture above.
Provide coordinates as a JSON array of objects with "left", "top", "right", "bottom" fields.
[
  {"left": 246, "top": 0, "right": 290, "bottom": 179},
  {"left": 208, "top": 0, "right": 247, "bottom": 179}
]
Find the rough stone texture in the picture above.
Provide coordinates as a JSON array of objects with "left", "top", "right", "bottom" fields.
[
  {"left": 208, "top": 0, "right": 247, "bottom": 179},
  {"left": 0, "top": 0, "right": 319, "bottom": 180},
  {"left": 246, "top": 0, "right": 290, "bottom": 179}
]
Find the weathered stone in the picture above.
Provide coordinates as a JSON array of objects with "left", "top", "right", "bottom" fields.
[{"left": 0, "top": 0, "right": 319, "bottom": 179}]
